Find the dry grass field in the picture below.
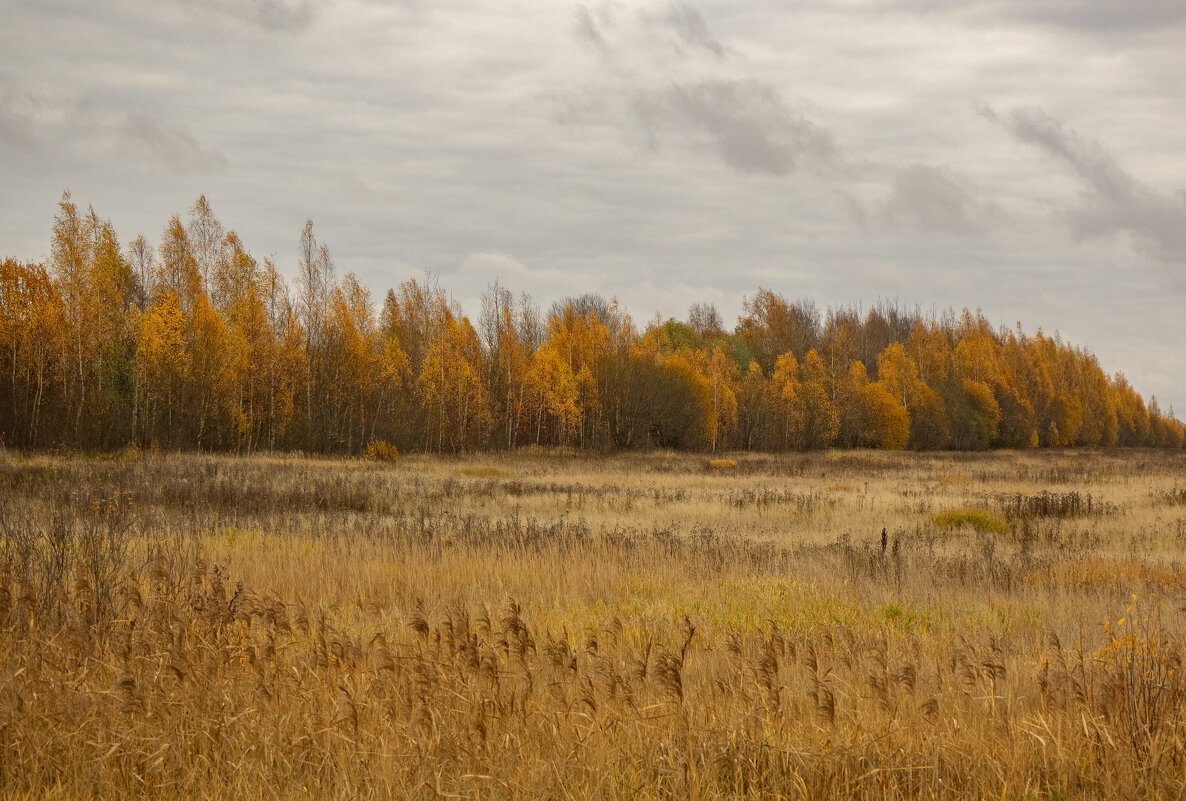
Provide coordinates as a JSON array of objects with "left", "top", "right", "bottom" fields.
[{"left": 2, "top": 448, "right": 1186, "bottom": 799}]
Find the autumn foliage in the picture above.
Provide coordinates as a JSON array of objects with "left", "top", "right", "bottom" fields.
[{"left": 2, "top": 193, "right": 1182, "bottom": 453}]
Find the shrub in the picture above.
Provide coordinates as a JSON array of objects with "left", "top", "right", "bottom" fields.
[
  {"left": 1097, "top": 596, "right": 1184, "bottom": 751},
  {"left": 996, "top": 490, "right": 1105, "bottom": 520},
  {"left": 1156, "top": 487, "right": 1186, "bottom": 507},
  {"left": 114, "top": 443, "right": 143, "bottom": 463},
  {"left": 364, "top": 440, "right": 399, "bottom": 462},
  {"left": 931, "top": 508, "right": 1009, "bottom": 535}
]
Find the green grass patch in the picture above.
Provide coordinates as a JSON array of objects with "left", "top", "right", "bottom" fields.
[{"left": 931, "top": 508, "right": 1009, "bottom": 534}]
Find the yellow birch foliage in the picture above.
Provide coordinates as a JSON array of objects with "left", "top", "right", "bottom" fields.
[
  {"left": 524, "top": 343, "right": 581, "bottom": 446},
  {"left": 136, "top": 290, "right": 189, "bottom": 439},
  {"left": 416, "top": 317, "right": 489, "bottom": 452},
  {"left": 799, "top": 350, "right": 840, "bottom": 450},
  {"left": 771, "top": 351, "right": 803, "bottom": 451}
]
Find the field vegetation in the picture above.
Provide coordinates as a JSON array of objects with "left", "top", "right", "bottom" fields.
[{"left": 3, "top": 448, "right": 1186, "bottom": 798}]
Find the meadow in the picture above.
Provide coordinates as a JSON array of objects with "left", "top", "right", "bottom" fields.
[{"left": 2, "top": 448, "right": 1185, "bottom": 799}]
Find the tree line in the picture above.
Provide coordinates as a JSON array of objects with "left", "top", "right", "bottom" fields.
[{"left": 1, "top": 193, "right": 1182, "bottom": 454}]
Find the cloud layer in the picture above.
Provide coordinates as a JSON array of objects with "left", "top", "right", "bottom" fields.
[
  {"left": 1, "top": 0, "right": 1184, "bottom": 410},
  {"left": 986, "top": 106, "right": 1186, "bottom": 268},
  {"left": 632, "top": 80, "right": 835, "bottom": 176}
]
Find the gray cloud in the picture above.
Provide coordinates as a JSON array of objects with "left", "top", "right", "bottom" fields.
[
  {"left": 0, "top": 93, "right": 36, "bottom": 150},
  {"left": 458, "top": 251, "right": 575, "bottom": 296},
  {"left": 657, "top": 2, "right": 725, "bottom": 58},
  {"left": 118, "top": 114, "right": 228, "bottom": 172},
  {"left": 1005, "top": 0, "right": 1186, "bottom": 33},
  {"left": 0, "top": 87, "right": 225, "bottom": 174},
  {"left": 634, "top": 80, "right": 835, "bottom": 176},
  {"left": 873, "top": 0, "right": 1186, "bottom": 32},
  {"left": 575, "top": 2, "right": 725, "bottom": 58},
  {"left": 879, "top": 164, "right": 1004, "bottom": 235},
  {"left": 179, "top": 0, "right": 314, "bottom": 33},
  {"left": 0, "top": 92, "right": 98, "bottom": 152},
  {"left": 567, "top": 4, "right": 831, "bottom": 177},
  {"left": 987, "top": 106, "right": 1186, "bottom": 264},
  {"left": 573, "top": 5, "right": 609, "bottom": 52}
]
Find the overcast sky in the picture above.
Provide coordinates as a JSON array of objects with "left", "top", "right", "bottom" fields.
[{"left": 2, "top": 0, "right": 1184, "bottom": 412}]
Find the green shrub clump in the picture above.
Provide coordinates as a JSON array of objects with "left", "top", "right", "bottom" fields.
[{"left": 932, "top": 508, "right": 1009, "bottom": 534}]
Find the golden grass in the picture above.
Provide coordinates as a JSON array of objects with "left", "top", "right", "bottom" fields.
[
  {"left": 456, "top": 464, "right": 513, "bottom": 478},
  {"left": 1033, "top": 556, "right": 1186, "bottom": 593},
  {"left": 1, "top": 449, "right": 1186, "bottom": 799}
]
